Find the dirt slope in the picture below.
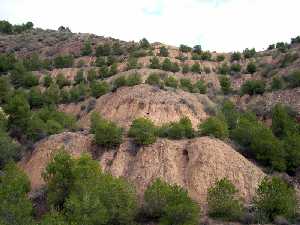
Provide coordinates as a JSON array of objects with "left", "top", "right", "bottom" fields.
[{"left": 20, "top": 132, "right": 265, "bottom": 207}]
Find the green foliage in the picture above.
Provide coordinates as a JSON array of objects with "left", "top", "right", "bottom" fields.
[
  {"left": 179, "top": 44, "right": 192, "bottom": 53},
  {"left": 191, "top": 62, "right": 201, "bottom": 73},
  {"left": 91, "top": 81, "right": 110, "bottom": 98},
  {"left": 129, "top": 118, "right": 157, "bottom": 145},
  {"left": 193, "top": 80, "right": 207, "bottom": 94},
  {"left": 271, "top": 77, "right": 283, "bottom": 90},
  {"left": 23, "top": 72, "right": 39, "bottom": 88},
  {"left": 164, "top": 76, "right": 178, "bottom": 88},
  {"left": 127, "top": 73, "right": 142, "bottom": 86},
  {"left": 39, "top": 211, "right": 68, "bottom": 225},
  {"left": 276, "top": 42, "right": 289, "bottom": 53},
  {"left": 56, "top": 73, "right": 70, "bottom": 88},
  {"left": 180, "top": 78, "right": 193, "bottom": 92},
  {"left": 113, "top": 76, "right": 127, "bottom": 89},
  {"left": 74, "top": 69, "right": 86, "bottom": 84},
  {"left": 241, "top": 80, "right": 266, "bottom": 95},
  {"left": 126, "top": 57, "right": 139, "bottom": 70},
  {"left": 87, "top": 68, "right": 97, "bottom": 82},
  {"left": 284, "top": 133, "right": 300, "bottom": 173},
  {"left": 0, "top": 20, "right": 13, "bottom": 34},
  {"left": 231, "top": 52, "right": 242, "bottom": 62},
  {"left": 139, "top": 38, "right": 151, "bottom": 49},
  {"left": 54, "top": 55, "right": 74, "bottom": 68},
  {"left": 159, "top": 46, "right": 169, "bottom": 57},
  {"left": 0, "top": 20, "right": 33, "bottom": 34},
  {"left": 0, "top": 53, "right": 17, "bottom": 73},
  {"left": 182, "top": 64, "right": 190, "bottom": 74},
  {"left": 280, "top": 53, "right": 298, "bottom": 68},
  {"left": 109, "top": 63, "right": 118, "bottom": 76},
  {"left": 247, "top": 62, "right": 257, "bottom": 74},
  {"left": 95, "top": 56, "right": 106, "bottom": 67},
  {"left": 0, "top": 163, "right": 33, "bottom": 225},
  {"left": 219, "top": 76, "right": 231, "bottom": 94},
  {"left": 162, "top": 58, "right": 180, "bottom": 72},
  {"left": 221, "top": 100, "right": 240, "bottom": 130},
  {"left": 22, "top": 53, "right": 43, "bottom": 71},
  {"left": 81, "top": 41, "right": 93, "bottom": 56},
  {"left": 216, "top": 54, "right": 225, "bottom": 62},
  {"left": 218, "top": 63, "right": 229, "bottom": 75},
  {"left": 192, "top": 45, "right": 202, "bottom": 54},
  {"left": 286, "top": 70, "right": 300, "bottom": 88},
  {"left": 90, "top": 113, "right": 123, "bottom": 148},
  {"left": 208, "top": 178, "right": 243, "bottom": 221},
  {"left": 144, "top": 179, "right": 200, "bottom": 225},
  {"left": 230, "top": 63, "right": 241, "bottom": 73},
  {"left": 43, "top": 74, "right": 53, "bottom": 87},
  {"left": 146, "top": 73, "right": 163, "bottom": 87},
  {"left": 99, "top": 65, "right": 109, "bottom": 78},
  {"left": 243, "top": 48, "right": 256, "bottom": 58},
  {"left": 28, "top": 87, "right": 45, "bottom": 108},
  {"left": 158, "top": 117, "right": 194, "bottom": 139},
  {"left": 254, "top": 177, "right": 297, "bottom": 222},
  {"left": 199, "top": 116, "right": 229, "bottom": 139},
  {"left": 112, "top": 42, "right": 124, "bottom": 55},
  {"left": 44, "top": 83, "right": 61, "bottom": 105},
  {"left": 201, "top": 51, "right": 212, "bottom": 61},
  {"left": 96, "top": 43, "right": 111, "bottom": 57},
  {"left": 0, "top": 131, "right": 20, "bottom": 169},
  {"left": 0, "top": 76, "right": 12, "bottom": 104},
  {"left": 149, "top": 56, "right": 161, "bottom": 69}
]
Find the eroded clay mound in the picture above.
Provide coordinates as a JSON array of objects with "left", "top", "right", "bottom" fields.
[
  {"left": 79, "top": 84, "right": 210, "bottom": 129},
  {"left": 21, "top": 132, "right": 265, "bottom": 206},
  {"left": 20, "top": 132, "right": 93, "bottom": 189}
]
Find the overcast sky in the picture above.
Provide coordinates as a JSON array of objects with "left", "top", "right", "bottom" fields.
[{"left": 1, "top": 0, "right": 300, "bottom": 52}]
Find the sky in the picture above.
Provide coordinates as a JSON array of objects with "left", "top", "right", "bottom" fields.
[{"left": 1, "top": 0, "right": 300, "bottom": 52}]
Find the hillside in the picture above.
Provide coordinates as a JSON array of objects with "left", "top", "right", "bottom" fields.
[{"left": 1, "top": 21, "right": 300, "bottom": 225}]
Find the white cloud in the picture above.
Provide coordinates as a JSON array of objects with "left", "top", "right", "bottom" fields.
[{"left": 1, "top": 0, "right": 300, "bottom": 52}]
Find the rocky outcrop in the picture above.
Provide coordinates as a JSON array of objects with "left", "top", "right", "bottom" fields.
[{"left": 20, "top": 132, "right": 266, "bottom": 207}]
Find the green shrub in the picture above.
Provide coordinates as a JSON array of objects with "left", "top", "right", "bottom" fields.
[
  {"left": 199, "top": 116, "right": 229, "bottom": 139},
  {"left": 219, "top": 76, "right": 231, "bottom": 94},
  {"left": 28, "top": 87, "right": 45, "bottom": 108},
  {"left": 81, "top": 41, "right": 93, "bottom": 56},
  {"left": 0, "top": 131, "right": 20, "bottom": 169},
  {"left": 91, "top": 113, "right": 123, "bottom": 148},
  {"left": 39, "top": 212, "right": 68, "bottom": 225},
  {"left": 96, "top": 43, "right": 111, "bottom": 57},
  {"left": 221, "top": 100, "right": 240, "bottom": 130},
  {"left": 99, "top": 65, "right": 109, "bottom": 78},
  {"left": 230, "top": 63, "right": 241, "bottom": 73},
  {"left": 43, "top": 74, "right": 53, "bottom": 87},
  {"left": 201, "top": 51, "right": 212, "bottom": 61},
  {"left": 158, "top": 117, "right": 194, "bottom": 139},
  {"left": 139, "top": 38, "right": 151, "bottom": 49},
  {"left": 129, "top": 118, "right": 157, "bottom": 145},
  {"left": 149, "top": 56, "right": 160, "bottom": 69},
  {"left": 127, "top": 73, "right": 142, "bottom": 86},
  {"left": 208, "top": 178, "right": 243, "bottom": 221},
  {"left": 217, "top": 55, "right": 225, "bottom": 62},
  {"left": 23, "top": 53, "right": 43, "bottom": 71},
  {"left": 95, "top": 56, "right": 106, "bottom": 67},
  {"left": 182, "top": 64, "right": 190, "bottom": 74},
  {"left": 113, "top": 76, "right": 127, "bottom": 89},
  {"left": 162, "top": 58, "right": 179, "bottom": 72},
  {"left": 254, "top": 177, "right": 297, "bottom": 222},
  {"left": 146, "top": 73, "right": 162, "bottom": 86},
  {"left": 180, "top": 78, "right": 193, "bottom": 92},
  {"left": 44, "top": 83, "right": 61, "bottom": 104},
  {"left": 144, "top": 179, "right": 200, "bottom": 225},
  {"left": 193, "top": 45, "right": 202, "bottom": 54},
  {"left": 74, "top": 69, "right": 86, "bottom": 84},
  {"left": 241, "top": 80, "right": 265, "bottom": 95},
  {"left": 0, "top": 53, "right": 17, "bottom": 73},
  {"left": 0, "top": 20, "right": 13, "bottom": 34},
  {"left": 56, "top": 73, "right": 70, "bottom": 88},
  {"left": 159, "top": 46, "right": 169, "bottom": 57},
  {"left": 285, "top": 70, "right": 300, "bottom": 88},
  {"left": 247, "top": 62, "right": 257, "bottom": 74},
  {"left": 109, "top": 63, "right": 118, "bottom": 76},
  {"left": 243, "top": 48, "right": 256, "bottom": 58},
  {"left": 126, "top": 57, "right": 139, "bottom": 70},
  {"left": 271, "top": 77, "right": 283, "bottom": 90},
  {"left": 164, "top": 76, "right": 178, "bottom": 88},
  {"left": 0, "top": 163, "right": 33, "bottom": 225},
  {"left": 87, "top": 68, "right": 97, "bottom": 82},
  {"left": 218, "top": 63, "right": 229, "bottom": 75},
  {"left": 91, "top": 81, "right": 110, "bottom": 98},
  {"left": 191, "top": 62, "right": 201, "bottom": 73},
  {"left": 179, "top": 44, "right": 192, "bottom": 53},
  {"left": 54, "top": 55, "right": 74, "bottom": 68},
  {"left": 204, "top": 66, "right": 211, "bottom": 74},
  {"left": 280, "top": 53, "right": 298, "bottom": 68},
  {"left": 284, "top": 133, "right": 300, "bottom": 173},
  {"left": 193, "top": 80, "right": 207, "bottom": 94},
  {"left": 131, "top": 49, "right": 148, "bottom": 58},
  {"left": 231, "top": 52, "right": 242, "bottom": 62}
]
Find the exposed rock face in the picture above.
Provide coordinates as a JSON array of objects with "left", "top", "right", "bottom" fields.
[
  {"left": 77, "top": 84, "right": 211, "bottom": 129},
  {"left": 20, "top": 132, "right": 265, "bottom": 207}
]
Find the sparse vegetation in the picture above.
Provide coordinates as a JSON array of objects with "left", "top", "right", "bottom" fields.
[
  {"left": 241, "top": 80, "right": 265, "bottom": 95},
  {"left": 128, "top": 118, "right": 157, "bottom": 145},
  {"left": 199, "top": 116, "right": 229, "bottom": 139}
]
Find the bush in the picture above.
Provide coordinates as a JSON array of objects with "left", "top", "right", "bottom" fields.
[
  {"left": 96, "top": 43, "right": 111, "bottom": 56},
  {"left": 218, "top": 63, "right": 229, "bottom": 75},
  {"left": 56, "top": 73, "right": 70, "bottom": 88},
  {"left": 87, "top": 68, "right": 97, "bottom": 82},
  {"left": 271, "top": 77, "right": 283, "bottom": 90},
  {"left": 139, "top": 38, "right": 151, "bottom": 49},
  {"left": 231, "top": 52, "right": 242, "bottom": 62},
  {"left": 254, "top": 177, "right": 297, "bottom": 222},
  {"left": 0, "top": 163, "right": 33, "bottom": 225},
  {"left": 179, "top": 44, "right": 192, "bottom": 53},
  {"left": 146, "top": 73, "right": 162, "bottom": 87},
  {"left": 128, "top": 118, "right": 157, "bottom": 145},
  {"left": 131, "top": 49, "right": 148, "bottom": 58},
  {"left": 91, "top": 113, "right": 123, "bottom": 148},
  {"left": 221, "top": 100, "right": 240, "bottom": 130},
  {"left": 193, "top": 45, "right": 202, "bottom": 54},
  {"left": 243, "top": 48, "right": 256, "bottom": 58},
  {"left": 28, "top": 87, "right": 45, "bottom": 108},
  {"left": 23, "top": 53, "right": 43, "bottom": 71},
  {"left": 201, "top": 51, "right": 212, "bottom": 61},
  {"left": 182, "top": 64, "right": 190, "bottom": 74},
  {"left": 81, "top": 41, "right": 93, "bottom": 56},
  {"left": 44, "top": 83, "right": 61, "bottom": 104},
  {"left": 91, "top": 81, "right": 110, "bottom": 98},
  {"left": 191, "top": 62, "right": 201, "bottom": 73},
  {"left": 284, "top": 133, "right": 300, "bottom": 173},
  {"left": 219, "top": 76, "right": 231, "bottom": 94},
  {"left": 149, "top": 56, "right": 160, "bottom": 69},
  {"left": 199, "top": 116, "right": 229, "bottom": 139},
  {"left": 193, "top": 80, "right": 207, "bottom": 94},
  {"left": 0, "top": 20, "right": 13, "bottom": 34},
  {"left": 0, "top": 53, "right": 17, "bottom": 73},
  {"left": 162, "top": 58, "right": 179, "bottom": 72},
  {"left": 230, "top": 63, "right": 241, "bottom": 73},
  {"left": 144, "top": 179, "right": 200, "bottom": 225},
  {"left": 159, "top": 46, "right": 169, "bottom": 57},
  {"left": 247, "top": 62, "right": 257, "bottom": 74},
  {"left": 207, "top": 178, "right": 243, "bottom": 221},
  {"left": 95, "top": 56, "right": 106, "bottom": 67},
  {"left": 99, "top": 65, "right": 109, "bottom": 78},
  {"left": 127, "top": 73, "right": 142, "bottom": 86},
  {"left": 43, "top": 74, "right": 53, "bottom": 87},
  {"left": 285, "top": 71, "right": 300, "bottom": 88},
  {"left": 217, "top": 55, "right": 225, "bottom": 62},
  {"left": 158, "top": 117, "right": 194, "bottom": 139},
  {"left": 180, "top": 78, "right": 193, "bottom": 92},
  {"left": 113, "top": 76, "right": 127, "bottom": 89},
  {"left": 54, "top": 55, "right": 74, "bottom": 68},
  {"left": 126, "top": 57, "right": 139, "bottom": 70},
  {"left": 164, "top": 76, "right": 178, "bottom": 88},
  {"left": 74, "top": 69, "right": 86, "bottom": 84},
  {"left": 0, "top": 131, "right": 20, "bottom": 169},
  {"left": 241, "top": 80, "right": 265, "bottom": 95},
  {"left": 280, "top": 53, "right": 298, "bottom": 68}
]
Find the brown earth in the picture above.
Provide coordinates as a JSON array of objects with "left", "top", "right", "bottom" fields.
[{"left": 20, "top": 132, "right": 266, "bottom": 208}]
